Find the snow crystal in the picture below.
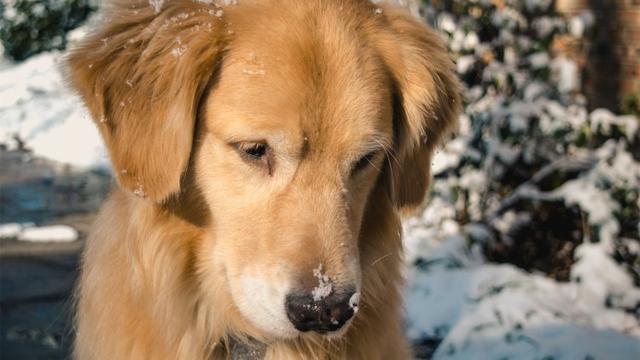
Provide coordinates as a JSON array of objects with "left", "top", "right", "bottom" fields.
[
  {"left": 242, "top": 52, "right": 266, "bottom": 75},
  {"left": 149, "top": 0, "right": 164, "bottom": 14},
  {"left": 133, "top": 183, "right": 147, "bottom": 198},
  {"left": 349, "top": 292, "right": 360, "bottom": 313},
  {"left": 242, "top": 69, "right": 265, "bottom": 76},
  {"left": 311, "top": 264, "right": 333, "bottom": 302},
  {"left": 172, "top": 46, "right": 187, "bottom": 57},
  {"left": 17, "top": 225, "right": 79, "bottom": 243}
]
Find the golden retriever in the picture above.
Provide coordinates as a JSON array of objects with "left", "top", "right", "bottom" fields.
[{"left": 67, "top": 0, "right": 461, "bottom": 358}]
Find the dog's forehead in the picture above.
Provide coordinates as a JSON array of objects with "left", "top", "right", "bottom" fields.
[{"left": 204, "top": 4, "right": 393, "bottom": 151}]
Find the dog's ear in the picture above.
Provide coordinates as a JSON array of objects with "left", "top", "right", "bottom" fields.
[
  {"left": 67, "top": 1, "right": 225, "bottom": 202},
  {"left": 372, "top": 6, "right": 463, "bottom": 212}
]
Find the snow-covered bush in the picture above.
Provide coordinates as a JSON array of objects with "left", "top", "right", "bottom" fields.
[
  {"left": 0, "top": 0, "right": 95, "bottom": 61},
  {"left": 409, "top": 0, "right": 639, "bottom": 314},
  {"left": 403, "top": 1, "right": 639, "bottom": 357}
]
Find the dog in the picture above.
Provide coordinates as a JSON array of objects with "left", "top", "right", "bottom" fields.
[{"left": 67, "top": 0, "right": 461, "bottom": 358}]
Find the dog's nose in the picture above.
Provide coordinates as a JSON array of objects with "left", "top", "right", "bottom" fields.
[{"left": 285, "top": 290, "right": 358, "bottom": 333}]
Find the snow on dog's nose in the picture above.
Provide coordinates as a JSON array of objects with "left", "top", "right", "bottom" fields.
[{"left": 285, "top": 265, "right": 359, "bottom": 333}]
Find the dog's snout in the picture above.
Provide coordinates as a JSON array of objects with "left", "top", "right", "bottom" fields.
[{"left": 285, "top": 290, "right": 358, "bottom": 333}]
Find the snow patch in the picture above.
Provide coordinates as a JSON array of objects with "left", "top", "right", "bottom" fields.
[
  {"left": 0, "top": 52, "right": 108, "bottom": 169},
  {"left": 0, "top": 223, "right": 31, "bottom": 238},
  {"left": 405, "top": 236, "right": 640, "bottom": 359},
  {"left": 149, "top": 0, "right": 164, "bottom": 14},
  {"left": 311, "top": 264, "right": 333, "bottom": 302},
  {"left": 132, "top": 182, "right": 147, "bottom": 198},
  {"left": 349, "top": 292, "right": 360, "bottom": 314},
  {"left": 1, "top": 224, "right": 80, "bottom": 243}
]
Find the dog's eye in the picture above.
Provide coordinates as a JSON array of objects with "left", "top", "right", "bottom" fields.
[
  {"left": 234, "top": 143, "right": 268, "bottom": 160},
  {"left": 240, "top": 143, "right": 267, "bottom": 159},
  {"left": 233, "top": 142, "right": 274, "bottom": 174},
  {"left": 353, "top": 150, "right": 379, "bottom": 173}
]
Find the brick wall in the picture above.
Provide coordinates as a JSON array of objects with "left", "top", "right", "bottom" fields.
[{"left": 555, "top": 0, "right": 640, "bottom": 112}]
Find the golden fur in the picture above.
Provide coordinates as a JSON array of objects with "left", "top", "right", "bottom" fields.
[{"left": 67, "top": 0, "right": 461, "bottom": 359}]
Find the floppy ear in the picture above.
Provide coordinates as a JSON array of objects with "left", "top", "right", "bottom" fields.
[
  {"left": 372, "top": 6, "right": 463, "bottom": 212},
  {"left": 67, "top": 1, "right": 226, "bottom": 202}
]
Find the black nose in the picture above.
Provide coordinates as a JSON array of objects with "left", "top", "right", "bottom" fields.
[{"left": 285, "top": 290, "right": 357, "bottom": 333}]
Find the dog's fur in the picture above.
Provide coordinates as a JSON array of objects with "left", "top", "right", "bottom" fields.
[{"left": 67, "top": 0, "right": 461, "bottom": 358}]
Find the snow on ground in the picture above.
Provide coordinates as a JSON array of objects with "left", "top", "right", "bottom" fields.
[
  {"left": 403, "top": 230, "right": 640, "bottom": 359},
  {"left": 0, "top": 52, "right": 108, "bottom": 169},
  {"left": 0, "top": 223, "right": 79, "bottom": 243}
]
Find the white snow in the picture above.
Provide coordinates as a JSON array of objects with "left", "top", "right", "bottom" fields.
[
  {"left": 551, "top": 56, "right": 580, "bottom": 93},
  {"left": 0, "top": 223, "right": 31, "bottom": 238},
  {"left": 0, "top": 52, "right": 108, "bottom": 169},
  {"left": 242, "top": 68, "right": 266, "bottom": 76},
  {"left": 568, "top": 11, "right": 595, "bottom": 38},
  {"left": 455, "top": 55, "right": 475, "bottom": 75},
  {"left": 149, "top": 0, "right": 164, "bottom": 14},
  {"left": 0, "top": 224, "right": 79, "bottom": 243},
  {"left": 528, "top": 52, "right": 549, "bottom": 69},
  {"left": 590, "top": 109, "right": 639, "bottom": 140},
  {"left": 171, "top": 45, "right": 187, "bottom": 57},
  {"left": 132, "top": 182, "right": 147, "bottom": 198},
  {"left": 437, "top": 13, "right": 457, "bottom": 34},
  {"left": 311, "top": 264, "right": 333, "bottom": 302},
  {"left": 348, "top": 292, "right": 360, "bottom": 313},
  {"left": 404, "top": 234, "right": 640, "bottom": 359}
]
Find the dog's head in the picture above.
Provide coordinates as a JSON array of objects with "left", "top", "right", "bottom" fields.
[{"left": 68, "top": 0, "right": 460, "bottom": 340}]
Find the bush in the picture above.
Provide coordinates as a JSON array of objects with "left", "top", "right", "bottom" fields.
[
  {"left": 0, "top": 0, "right": 95, "bottom": 61},
  {"left": 411, "top": 0, "right": 640, "bottom": 284}
]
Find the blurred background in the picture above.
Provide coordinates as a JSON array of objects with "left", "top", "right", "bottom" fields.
[{"left": 0, "top": 0, "right": 638, "bottom": 359}]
